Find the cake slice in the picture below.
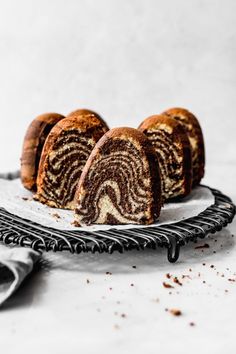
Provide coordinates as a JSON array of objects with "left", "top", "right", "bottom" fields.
[
  {"left": 163, "top": 107, "right": 205, "bottom": 186},
  {"left": 21, "top": 113, "right": 65, "bottom": 191},
  {"left": 74, "top": 127, "right": 162, "bottom": 225},
  {"left": 35, "top": 113, "right": 109, "bottom": 209},
  {"left": 138, "top": 115, "right": 192, "bottom": 200}
]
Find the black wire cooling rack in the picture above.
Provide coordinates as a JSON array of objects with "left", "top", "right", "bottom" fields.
[{"left": 0, "top": 171, "right": 235, "bottom": 262}]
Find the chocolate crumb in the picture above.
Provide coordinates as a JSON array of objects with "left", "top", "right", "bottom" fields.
[
  {"left": 169, "top": 309, "right": 182, "bottom": 316},
  {"left": 163, "top": 282, "right": 174, "bottom": 289},
  {"left": 86, "top": 279, "right": 90, "bottom": 284},
  {"left": 22, "top": 197, "right": 29, "bottom": 201},
  {"left": 195, "top": 243, "right": 209, "bottom": 249},
  {"left": 182, "top": 274, "right": 191, "bottom": 280},
  {"left": 210, "top": 265, "right": 214, "bottom": 268},
  {"left": 109, "top": 287, "right": 113, "bottom": 290},
  {"left": 166, "top": 273, "right": 171, "bottom": 279},
  {"left": 189, "top": 268, "right": 192, "bottom": 272},
  {"left": 132, "top": 265, "right": 137, "bottom": 269},
  {"left": 121, "top": 313, "right": 126, "bottom": 318},
  {"left": 52, "top": 213, "right": 60, "bottom": 219},
  {"left": 71, "top": 220, "right": 81, "bottom": 227},
  {"left": 228, "top": 279, "right": 235, "bottom": 282},
  {"left": 106, "top": 271, "right": 112, "bottom": 275},
  {"left": 189, "top": 322, "right": 195, "bottom": 326},
  {"left": 202, "top": 263, "right": 206, "bottom": 266},
  {"left": 173, "top": 277, "right": 182, "bottom": 286},
  {"left": 130, "top": 283, "right": 134, "bottom": 287}
]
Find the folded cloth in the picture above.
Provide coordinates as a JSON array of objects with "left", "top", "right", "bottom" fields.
[
  {"left": 0, "top": 245, "right": 40, "bottom": 307},
  {"left": 0, "top": 170, "right": 20, "bottom": 180}
]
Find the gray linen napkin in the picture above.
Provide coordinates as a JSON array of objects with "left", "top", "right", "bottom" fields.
[
  {"left": 0, "top": 171, "right": 41, "bottom": 307},
  {"left": 0, "top": 245, "right": 40, "bottom": 307}
]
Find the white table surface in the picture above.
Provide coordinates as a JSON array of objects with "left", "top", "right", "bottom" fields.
[{"left": 0, "top": 1, "right": 236, "bottom": 353}]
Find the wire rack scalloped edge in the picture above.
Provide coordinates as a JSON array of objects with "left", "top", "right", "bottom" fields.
[{"left": 0, "top": 171, "right": 235, "bottom": 262}]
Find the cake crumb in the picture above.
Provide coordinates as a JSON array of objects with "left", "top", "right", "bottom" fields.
[
  {"left": 195, "top": 243, "right": 209, "bottom": 249},
  {"left": 163, "top": 282, "right": 174, "bottom": 289},
  {"left": 166, "top": 273, "right": 171, "bottom": 279},
  {"left": 86, "top": 279, "right": 90, "bottom": 284},
  {"left": 173, "top": 277, "right": 182, "bottom": 286},
  {"left": 71, "top": 220, "right": 81, "bottom": 227},
  {"left": 132, "top": 265, "right": 137, "bottom": 269},
  {"left": 52, "top": 213, "right": 61, "bottom": 219},
  {"left": 189, "top": 322, "right": 195, "bottom": 326},
  {"left": 114, "top": 324, "right": 120, "bottom": 330},
  {"left": 121, "top": 313, "right": 127, "bottom": 318},
  {"left": 169, "top": 309, "right": 182, "bottom": 316},
  {"left": 182, "top": 274, "right": 191, "bottom": 280},
  {"left": 22, "top": 197, "right": 29, "bottom": 201}
]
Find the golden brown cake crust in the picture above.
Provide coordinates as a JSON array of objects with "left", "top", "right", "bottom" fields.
[
  {"left": 67, "top": 108, "right": 108, "bottom": 129},
  {"left": 35, "top": 114, "right": 109, "bottom": 209},
  {"left": 138, "top": 114, "right": 192, "bottom": 199},
  {"left": 75, "top": 127, "right": 162, "bottom": 225},
  {"left": 163, "top": 107, "right": 205, "bottom": 186},
  {"left": 20, "top": 113, "right": 65, "bottom": 191}
]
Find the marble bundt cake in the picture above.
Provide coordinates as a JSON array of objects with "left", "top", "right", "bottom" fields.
[
  {"left": 35, "top": 113, "right": 109, "bottom": 209},
  {"left": 74, "top": 127, "right": 162, "bottom": 225},
  {"left": 21, "top": 113, "right": 65, "bottom": 191},
  {"left": 138, "top": 115, "right": 192, "bottom": 200},
  {"left": 163, "top": 107, "right": 205, "bottom": 186}
]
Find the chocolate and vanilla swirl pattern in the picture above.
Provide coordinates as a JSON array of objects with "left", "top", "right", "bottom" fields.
[
  {"left": 138, "top": 115, "right": 192, "bottom": 201},
  {"left": 21, "top": 113, "right": 65, "bottom": 191},
  {"left": 75, "top": 128, "right": 162, "bottom": 225},
  {"left": 145, "top": 129, "right": 184, "bottom": 199},
  {"left": 35, "top": 114, "right": 109, "bottom": 209},
  {"left": 163, "top": 108, "right": 205, "bottom": 186}
]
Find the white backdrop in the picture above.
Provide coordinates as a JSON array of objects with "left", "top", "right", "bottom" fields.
[{"left": 0, "top": 0, "right": 235, "bottom": 190}]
